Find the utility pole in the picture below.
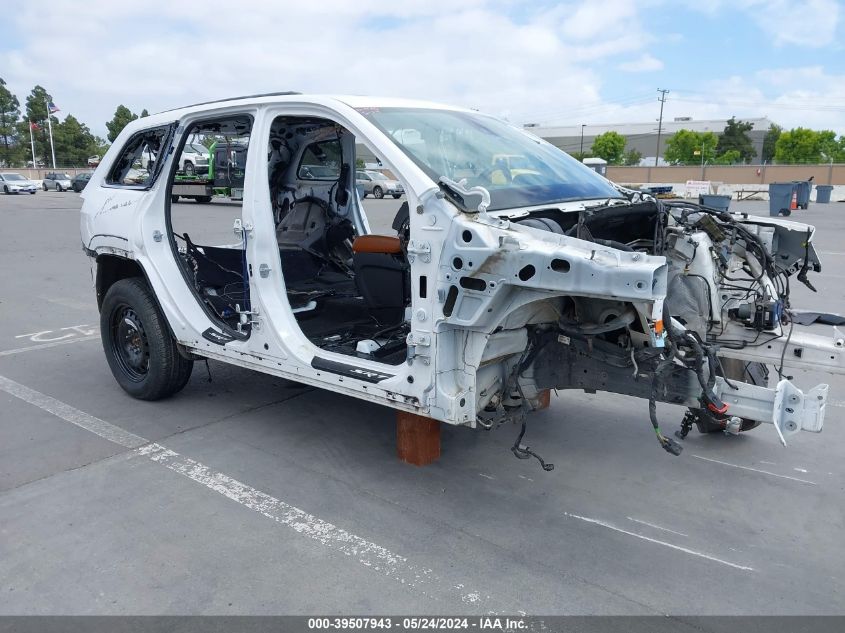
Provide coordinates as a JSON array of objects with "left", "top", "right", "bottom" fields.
[
  {"left": 654, "top": 88, "right": 669, "bottom": 166},
  {"left": 580, "top": 124, "right": 586, "bottom": 157},
  {"left": 44, "top": 96, "right": 57, "bottom": 169},
  {"left": 28, "top": 121, "right": 37, "bottom": 169}
]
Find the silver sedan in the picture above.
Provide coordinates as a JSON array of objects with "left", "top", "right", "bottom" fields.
[
  {"left": 355, "top": 170, "right": 404, "bottom": 199},
  {"left": 0, "top": 173, "right": 38, "bottom": 194},
  {"left": 42, "top": 172, "right": 74, "bottom": 191}
]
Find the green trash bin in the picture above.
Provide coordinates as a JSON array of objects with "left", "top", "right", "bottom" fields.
[
  {"left": 769, "top": 182, "right": 796, "bottom": 216},
  {"left": 816, "top": 185, "right": 833, "bottom": 204}
]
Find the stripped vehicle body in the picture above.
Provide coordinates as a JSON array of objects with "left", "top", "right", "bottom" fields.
[{"left": 80, "top": 93, "right": 841, "bottom": 464}]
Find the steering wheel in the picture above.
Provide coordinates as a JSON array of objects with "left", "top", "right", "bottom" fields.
[{"left": 476, "top": 162, "right": 512, "bottom": 186}]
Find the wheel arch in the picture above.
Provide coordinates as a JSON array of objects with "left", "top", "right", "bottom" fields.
[
  {"left": 94, "top": 254, "right": 146, "bottom": 311},
  {"left": 94, "top": 253, "right": 188, "bottom": 356}
]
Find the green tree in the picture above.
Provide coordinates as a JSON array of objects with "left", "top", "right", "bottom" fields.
[
  {"left": 622, "top": 148, "right": 643, "bottom": 166},
  {"left": 20, "top": 85, "right": 56, "bottom": 165},
  {"left": 140, "top": 108, "right": 149, "bottom": 118},
  {"left": 761, "top": 123, "right": 781, "bottom": 163},
  {"left": 774, "top": 127, "right": 823, "bottom": 164},
  {"left": 95, "top": 137, "right": 111, "bottom": 156},
  {"left": 664, "top": 129, "right": 718, "bottom": 165},
  {"left": 106, "top": 105, "right": 139, "bottom": 142},
  {"left": 0, "top": 78, "right": 22, "bottom": 166},
  {"left": 832, "top": 136, "right": 845, "bottom": 163},
  {"left": 713, "top": 149, "right": 741, "bottom": 165},
  {"left": 716, "top": 117, "right": 756, "bottom": 163},
  {"left": 53, "top": 114, "right": 100, "bottom": 166},
  {"left": 815, "top": 130, "right": 845, "bottom": 162},
  {"left": 590, "top": 131, "right": 626, "bottom": 164}
]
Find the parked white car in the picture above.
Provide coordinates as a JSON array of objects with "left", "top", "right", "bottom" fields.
[
  {"left": 178, "top": 142, "right": 210, "bottom": 176},
  {"left": 79, "top": 94, "right": 836, "bottom": 467},
  {"left": 0, "top": 172, "right": 38, "bottom": 194}
]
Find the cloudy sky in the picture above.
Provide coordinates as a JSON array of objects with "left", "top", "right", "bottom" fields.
[{"left": 2, "top": 0, "right": 844, "bottom": 137}]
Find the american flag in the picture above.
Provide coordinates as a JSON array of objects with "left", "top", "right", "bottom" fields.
[{"left": 47, "top": 102, "right": 60, "bottom": 114}]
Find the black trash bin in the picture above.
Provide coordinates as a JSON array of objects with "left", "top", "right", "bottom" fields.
[
  {"left": 769, "top": 182, "right": 797, "bottom": 216},
  {"left": 816, "top": 185, "right": 833, "bottom": 204},
  {"left": 793, "top": 180, "right": 811, "bottom": 209},
  {"left": 699, "top": 194, "right": 731, "bottom": 211}
]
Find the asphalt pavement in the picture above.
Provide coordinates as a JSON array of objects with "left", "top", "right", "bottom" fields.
[{"left": 1, "top": 190, "right": 844, "bottom": 616}]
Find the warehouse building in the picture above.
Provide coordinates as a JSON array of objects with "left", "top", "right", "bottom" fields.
[{"left": 523, "top": 117, "right": 777, "bottom": 164}]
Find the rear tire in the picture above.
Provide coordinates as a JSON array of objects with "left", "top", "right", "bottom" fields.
[{"left": 100, "top": 278, "right": 193, "bottom": 400}]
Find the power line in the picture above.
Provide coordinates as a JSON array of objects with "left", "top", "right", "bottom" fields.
[{"left": 517, "top": 92, "right": 657, "bottom": 125}]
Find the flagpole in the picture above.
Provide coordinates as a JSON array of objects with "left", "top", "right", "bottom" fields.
[
  {"left": 29, "top": 121, "right": 37, "bottom": 170},
  {"left": 44, "top": 97, "right": 57, "bottom": 169}
]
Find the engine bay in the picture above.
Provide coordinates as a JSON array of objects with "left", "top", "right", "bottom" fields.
[{"left": 472, "top": 192, "right": 828, "bottom": 460}]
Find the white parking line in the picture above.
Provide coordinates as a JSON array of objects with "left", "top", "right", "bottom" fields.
[
  {"left": 0, "top": 374, "right": 146, "bottom": 447},
  {"left": 15, "top": 324, "right": 97, "bottom": 342},
  {"left": 0, "top": 372, "right": 496, "bottom": 610},
  {"left": 692, "top": 454, "right": 817, "bottom": 485},
  {"left": 139, "top": 442, "right": 488, "bottom": 605},
  {"left": 0, "top": 335, "right": 98, "bottom": 358},
  {"left": 565, "top": 513, "right": 754, "bottom": 572},
  {"left": 626, "top": 517, "right": 688, "bottom": 538}
]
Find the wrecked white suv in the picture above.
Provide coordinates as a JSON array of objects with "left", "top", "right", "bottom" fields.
[{"left": 81, "top": 93, "right": 839, "bottom": 465}]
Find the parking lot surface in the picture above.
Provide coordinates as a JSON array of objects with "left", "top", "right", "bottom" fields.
[{"left": 1, "top": 191, "right": 845, "bottom": 615}]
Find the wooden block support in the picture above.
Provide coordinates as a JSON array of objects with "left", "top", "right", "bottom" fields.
[
  {"left": 396, "top": 410, "right": 441, "bottom": 466},
  {"left": 535, "top": 389, "right": 552, "bottom": 410}
]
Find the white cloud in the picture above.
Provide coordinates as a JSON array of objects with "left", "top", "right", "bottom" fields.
[
  {"left": 685, "top": 0, "right": 841, "bottom": 48},
  {"left": 618, "top": 54, "right": 664, "bottom": 73},
  {"left": 0, "top": 0, "right": 842, "bottom": 138},
  {"left": 744, "top": 0, "right": 840, "bottom": 48},
  {"left": 0, "top": 0, "right": 655, "bottom": 137}
]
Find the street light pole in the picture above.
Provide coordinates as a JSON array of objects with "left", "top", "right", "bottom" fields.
[
  {"left": 44, "top": 96, "right": 57, "bottom": 169},
  {"left": 580, "top": 124, "right": 586, "bottom": 157}
]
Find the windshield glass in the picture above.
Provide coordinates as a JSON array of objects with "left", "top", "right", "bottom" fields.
[
  {"left": 368, "top": 172, "right": 388, "bottom": 180},
  {"left": 4, "top": 174, "right": 26, "bottom": 181},
  {"left": 359, "top": 108, "right": 622, "bottom": 211}
]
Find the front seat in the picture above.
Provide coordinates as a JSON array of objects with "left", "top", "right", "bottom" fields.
[{"left": 351, "top": 234, "right": 409, "bottom": 325}]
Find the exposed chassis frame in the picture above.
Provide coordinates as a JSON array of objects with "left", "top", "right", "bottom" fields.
[{"left": 529, "top": 329, "right": 834, "bottom": 444}]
